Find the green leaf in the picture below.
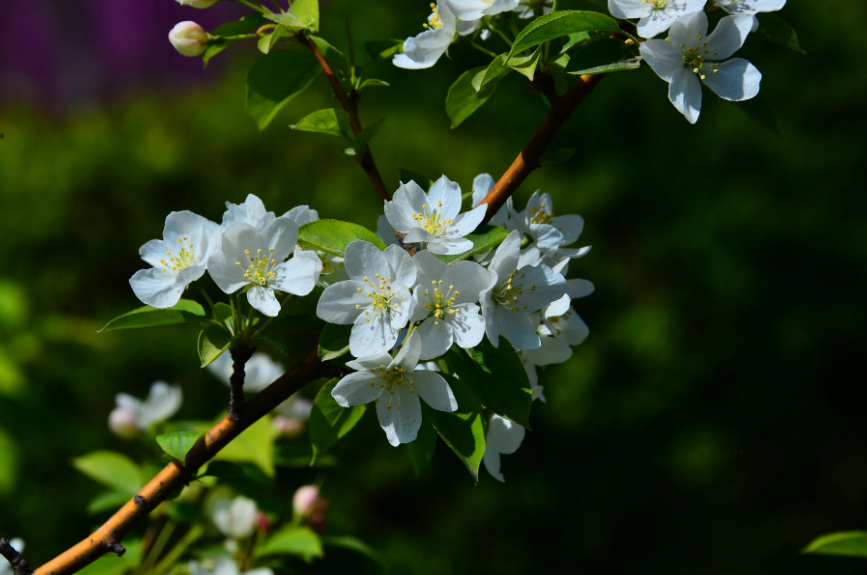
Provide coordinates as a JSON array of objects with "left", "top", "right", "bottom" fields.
[
  {"left": 551, "top": 53, "right": 571, "bottom": 96},
  {"left": 259, "top": 526, "right": 324, "bottom": 560},
  {"left": 561, "top": 30, "right": 592, "bottom": 53},
  {"left": 213, "top": 302, "right": 234, "bottom": 327},
  {"left": 72, "top": 451, "right": 144, "bottom": 496},
  {"left": 354, "top": 118, "right": 385, "bottom": 154},
  {"left": 804, "top": 531, "right": 867, "bottom": 557},
  {"left": 757, "top": 14, "right": 806, "bottom": 55},
  {"left": 246, "top": 49, "right": 321, "bottom": 130},
  {"left": 567, "top": 38, "right": 641, "bottom": 75},
  {"left": 87, "top": 491, "right": 130, "bottom": 515},
  {"left": 399, "top": 169, "right": 434, "bottom": 191},
  {"left": 156, "top": 431, "right": 203, "bottom": 465},
  {"left": 258, "top": 25, "right": 288, "bottom": 54},
  {"left": 507, "top": 10, "right": 620, "bottom": 61},
  {"left": 198, "top": 326, "right": 233, "bottom": 368},
  {"left": 436, "top": 225, "right": 509, "bottom": 264},
  {"left": 365, "top": 39, "right": 404, "bottom": 60},
  {"left": 447, "top": 338, "right": 533, "bottom": 429},
  {"left": 472, "top": 55, "right": 511, "bottom": 92},
  {"left": 319, "top": 323, "right": 352, "bottom": 361},
  {"left": 99, "top": 299, "right": 205, "bottom": 332},
  {"left": 359, "top": 78, "right": 390, "bottom": 90},
  {"left": 212, "top": 12, "right": 267, "bottom": 37},
  {"left": 264, "top": 0, "right": 319, "bottom": 32},
  {"left": 200, "top": 461, "right": 246, "bottom": 479},
  {"left": 298, "top": 219, "right": 386, "bottom": 257},
  {"left": 310, "top": 378, "right": 367, "bottom": 463},
  {"left": 446, "top": 66, "right": 503, "bottom": 129},
  {"left": 541, "top": 147, "right": 576, "bottom": 165},
  {"left": 508, "top": 47, "right": 541, "bottom": 81},
  {"left": 291, "top": 108, "right": 352, "bottom": 138},
  {"left": 214, "top": 416, "right": 275, "bottom": 476},
  {"left": 308, "top": 36, "right": 352, "bottom": 93},
  {"left": 406, "top": 418, "right": 437, "bottom": 478},
  {"left": 202, "top": 40, "right": 235, "bottom": 68},
  {"left": 735, "top": 93, "right": 781, "bottom": 139},
  {"left": 421, "top": 376, "right": 486, "bottom": 482},
  {"left": 257, "top": 334, "right": 288, "bottom": 356},
  {"left": 322, "top": 536, "right": 390, "bottom": 573}
]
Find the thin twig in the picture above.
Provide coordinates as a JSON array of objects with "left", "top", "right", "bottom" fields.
[
  {"left": 0, "top": 539, "right": 31, "bottom": 575},
  {"left": 32, "top": 348, "right": 329, "bottom": 575}
]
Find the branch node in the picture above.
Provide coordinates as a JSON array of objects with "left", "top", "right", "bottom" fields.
[
  {"left": 1, "top": 538, "right": 33, "bottom": 575},
  {"left": 133, "top": 495, "right": 146, "bottom": 507},
  {"left": 103, "top": 539, "right": 125, "bottom": 558}
]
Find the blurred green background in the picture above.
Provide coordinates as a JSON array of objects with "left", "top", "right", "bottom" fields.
[{"left": 1, "top": 0, "right": 866, "bottom": 573}]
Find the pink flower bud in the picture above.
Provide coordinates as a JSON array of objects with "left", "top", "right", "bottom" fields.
[
  {"left": 256, "top": 511, "right": 270, "bottom": 533},
  {"left": 272, "top": 416, "right": 305, "bottom": 439},
  {"left": 168, "top": 21, "right": 208, "bottom": 57},
  {"left": 293, "top": 485, "right": 324, "bottom": 519},
  {"left": 108, "top": 406, "right": 139, "bottom": 439},
  {"left": 176, "top": 0, "right": 220, "bottom": 7}
]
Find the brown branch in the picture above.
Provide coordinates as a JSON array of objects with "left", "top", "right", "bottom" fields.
[
  {"left": 478, "top": 73, "right": 605, "bottom": 224},
  {"left": 34, "top": 348, "right": 329, "bottom": 575},
  {"left": 298, "top": 33, "right": 390, "bottom": 205},
  {"left": 228, "top": 346, "right": 254, "bottom": 421},
  {"left": 0, "top": 539, "right": 31, "bottom": 575}
]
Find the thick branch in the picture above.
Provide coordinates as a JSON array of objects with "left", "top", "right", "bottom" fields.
[
  {"left": 34, "top": 348, "right": 329, "bottom": 575},
  {"left": 299, "top": 33, "right": 390, "bottom": 205},
  {"left": 0, "top": 539, "right": 31, "bottom": 575},
  {"left": 479, "top": 73, "right": 605, "bottom": 223}
]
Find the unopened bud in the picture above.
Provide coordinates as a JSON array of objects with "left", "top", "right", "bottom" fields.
[
  {"left": 256, "top": 511, "right": 270, "bottom": 533},
  {"left": 176, "top": 0, "right": 220, "bottom": 7},
  {"left": 293, "top": 485, "right": 326, "bottom": 520},
  {"left": 272, "top": 416, "right": 305, "bottom": 439},
  {"left": 109, "top": 406, "right": 139, "bottom": 439},
  {"left": 168, "top": 21, "right": 208, "bottom": 57}
]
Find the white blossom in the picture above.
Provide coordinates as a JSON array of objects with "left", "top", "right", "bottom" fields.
[
  {"left": 446, "top": 0, "right": 519, "bottom": 21},
  {"left": 608, "top": 0, "right": 707, "bottom": 39},
  {"left": 483, "top": 415, "right": 526, "bottom": 482},
  {"left": 221, "top": 194, "right": 275, "bottom": 233},
  {"left": 393, "top": 0, "right": 457, "bottom": 70},
  {"left": 480, "top": 231, "right": 568, "bottom": 350},
  {"left": 375, "top": 215, "right": 400, "bottom": 247},
  {"left": 210, "top": 496, "right": 258, "bottom": 540},
  {"left": 640, "top": 11, "right": 760, "bottom": 123},
  {"left": 317, "top": 240, "right": 417, "bottom": 357},
  {"left": 188, "top": 559, "right": 271, "bottom": 575},
  {"left": 129, "top": 211, "right": 220, "bottom": 308},
  {"left": 409, "top": 250, "right": 493, "bottom": 359},
  {"left": 508, "top": 190, "right": 590, "bottom": 264},
  {"left": 282, "top": 205, "right": 319, "bottom": 226},
  {"left": 471, "top": 173, "right": 509, "bottom": 227},
  {"left": 208, "top": 352, "right": 284, "bottom": 393},
  {"left": 332, "top": 333, "right": 457, "bottom": 446},
  {"left": 208, "top": 217, "right": 317, "bottom": 317},
  {"left": 111, "top": 381, "right": 182, "bottom": 434},
  {"left": 385, "top": 176, "right": 487, "bottom": 255},
  {"left": 169, "top": 21, "right": 209, "bottom": 57},
  {"left": 712, "top": 0, "right": 786, "bottom": 32},
  {"left": 513, "top": 1, "right": 553, "bottom": 18}
]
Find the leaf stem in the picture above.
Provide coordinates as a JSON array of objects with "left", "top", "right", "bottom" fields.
[
  {"left": 471, "top": 41, "right": 499, "bottom": 58},
  {"left": 200, "top": 287, "right": 232, "bottom": 335}
]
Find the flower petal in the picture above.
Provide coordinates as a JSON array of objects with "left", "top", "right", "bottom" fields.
[
  {"left": 487, "top": 415, "right": 526, "bottom": 454},
  {"left": 443, "top": 261, "right": 493, "bottom": 305},
  {"left": 669, "top": 69, "right": 702, "bottom": 124},
  {"left": 701, "top": 58, "right": 761, "bottom": 101},
  {"left": 427, "top": 237, "right": 474, "bottom": 256},
  {"left": 446, "top": 303, "right": 486, "bottom": 349},
  {"left": 559, "top": 313, "right": 590, "bottom": 346},
  {"left": 391, "top": 330, "right": 422, "bottom": 371},
  {"left": 639, "top": 39, "right": 684, "bottom": 82},
  {"left": 568, "top": 278, "right": 595, "bottom": 299},
  {"left": 427, "top": 175, "right": 463, "bottom": 221},
  {"left": 351, "top": 312, "right": 398, "bottom": 357},
  {"left": 545, "top": 294, "right": 571, "bottom": 318},
  {"left": 497, "top": 309, "right": 540, "bottom": 350},
  {"left": 404, "top": 227, "right": 437, "bottom": 244},
  {"left": 513, "top": 264, "right": 567, "bottom": 314},
  {"left": 471, "top": 173, "right": 495, "bottom": 206},
  {"left": 271, "top": 257, "right": 316, "bottom": 296},
  {"left": 377, "top": 386, "right": 422, "bottom": 446},
  {"left": 522, "top": 335, "right": 572, "bottom": 365},
  {"left": 549, "top": 215, "right": 584, "bottom": 246},
  {"left": 489, "top": 230, "right": 522, "bottom": 282},
  {"left": 707, "top": 14, "right": 752, "bottom": 60},
  {"left": 416, "top": 317, "right": 454, "bottom": 360},
  {"left": 384, "top": 244, "right": 417, "bottom": 288},
  {"left": 344, "top": 240, "right": 389, "bottom": 282},
  {"left": 332, "top": 371, "right": 381, "bottom": 407},
  {"left": 247, "top": 286, "right": 281, "bottom": 317},
  {"left": 317, "top": 281, "right": 368, "bottom": 324},
  {"left": 446, "top": 204, "right": 487, "bottom": 237},
  {"left": 129, "top": 268, "right": 186, "bottom": 308},
  {"left": 260, "top": 217, "right": 299, "bottom": 262},
  {"left": 139, "top": 382, "right": 183, "bottom": 428},
  {"left": 412, "top": 371, "right": 458, "bottom": 411},
  {"left": 669, "top": 10, "right": 709, "bottom": 46},
  {"left": 608, "top": 0, "right": 648, "bottom": 19},
  {"left": 376, "top": 215, "right": 400, "bottom": 246},
  {"left": 139, "top": 239, "right": 170, "bottom": 268}
]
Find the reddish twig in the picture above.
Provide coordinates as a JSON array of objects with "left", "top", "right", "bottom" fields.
[
  {"left": 298, "top": 33, "right": 390, "bottom": 205},
  {"left": 479, "top": 73, "right": 605, "bottom": 223},
  {"left": 33, "top": 348, "right": 329, "bottom": 575}
]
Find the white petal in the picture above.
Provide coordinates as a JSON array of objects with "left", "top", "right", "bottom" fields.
[
  {"left": 129, "top": 268, "right": 186, "bottom": 308},
  {"left": 483, "top": 0, "right": 519, "bottom": 15},
  {"left": 221, "top": 194, "right": 275, "bottom": 232},
  {"left": 481, "top": 288, "right": 502, "bottom": 346},
  {"left": 446, "top": 0, "right": 489, "bottom": 20},
  {"left": 442, "top": 261, "right": 492, "bottom": 305},
  {"left": 549, "top": 215, "right": 584, "bottom": 246},
  {"left": 456, "top": 18, "right": 480, "bottom": 36},
  {"left": 243, "top": 354, "right": 285, "bottom": 391},
  {"left": 247, "top": 286, "right": 281, "bottom": 317},
  {"left": 669, "top": 69, "right": 702, "bottom": 124},
  {"left": 512, "top": 264, "right": 567, "bottom": 313},
  {"left": 228, "top": 496, "right": 257, "bottom": 538},
  {"left": 391, "top": 330, "right": 422, "bottom": 371},
  {"left": 446, "top": 204, "right": 487, "bottom": 237},
  {"left": 344, "top": 240, "right": 389, "bottom": 282},
  {"left": 384, "top": 244, "right": 417, "bottom": 288},
  {"left": 411, "top": 371, "right": 458, "bottom": 411},
  {"left": 317, "top": 281, "right": 368, "bottom": 324},
  {"left": 637, "top": 11, "right": 678, "bottom": 39},
  {"left": 404, "top": 227, "right": 437, "bottom": 244},
  {"left": 259, "top": 217, "right": 299, "bottom": 261},
  {"left": 293, "top": 247, "right": 324, "bottom": 284},
  {"left": 377, "top": 386, "right": 422, "bottom": 446},
  {"left": 376, "top": 215, "right": 400, "bottom": 246},
  {"left": 483, "top": 447, "right": 504, "bottom": 482},
  {"left": 207, "top": 249, "right": 249, "bottom": 294},
  {"left": 410, "top": 289, "right": 430, "bottom": 323},
  {"left": 545, "top": 294, "right": 571, "bottom": 318},
  {"left": 522, "top": 336, "right": 572, "bottom": 365},
  {"left": 639, "top": 39, "right": 684, "bottom": 82},
  {"left": 568, "top": 279, "right": 596, "bottom": 299},
  {"left": 669, "top": 9, "right": 709, "bottom": 46},
  {"left": 445, "top": 303, "right": 486, "bottom": 349},
  {"left": 416, "top": 317, "right": 454, "bottom": 360},
  {"left": 489, "top": 230, "right": 522, "bottom": 282},
  {"left": 707, "top": 14, "right": 752, "bottom": 60},
  {"left": 399, "top": 26, "right": 452, "bottom": 68},
  {"left": 389, "top": 287, "right": 413, "bottom": 329},
  {"left": 519, "top": 245, "right": 544, "bottom": 268},
  {"left": 350, "top": 312, "right": 398, "bottom": 357},
  {"left": 701, "top": 58, "right": 761, "bottom": 101},
  {"left": 413, "top": 249, "right": 448, "bottom": 288},
  {"left": 487, "top": 415, "right": 526, "bottom": 454},
  {"left": 346, "top": 352, "right": 395, "bottom": 372},
  {"left": 332, "top": 372, "right": 381, "bottom": 407},
  {"left": 497, "top": 309, "right": 540, "bottom": 350},
  {"left": 271, "top": 257, "right": 316, "bottom": 296},
  {"left": 139, "top": 239, "right": 170, "bottom": 268},
  {"left": 608, "top": 0, "right": 648, "bottom": 19},
  {"left": 529, "top": 223, "right": 564, "bottom": 257},
  {"left": 471, "top": 173, "right": 495, "bottom": 206},
  {"left": 283, "top": 205, "right": 319, "bottom": 225},
  {"left": 427, "top": 237, "right": 473, "bottom": 256},
  {"left": 559, "top": 313, "right": 590, "bottom": 346},
  {"left": 139, "top": 381, "right": 183, "bottom": 428},
  {"left": 427, "top": 175, "right": 463, "bottom": 221}
]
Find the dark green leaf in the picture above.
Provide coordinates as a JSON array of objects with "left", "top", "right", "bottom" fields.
[
  {"left": 399, "top": 169, "right": 434, "bottom": 191},
  {"left": 359, "top": 78, "right": 390, "bottom": 90},
  {"left": 757, "top": 14, "right": 806, "bottom": 55},
  {"left": 508, "top": 47, "right": 541, "bottom": 81},
  {"left": 257, "top": 334, "right": 288, "bottom": 355},
  {"left": 72, "top": 451, "right": 144, "bottom": 495},
  {"left": 258, "top": 25, "right": 288, "bottom": 54},
  {"left": 246, "top": 49, "right": 321, "bottom": 130},
  {"left": 447, "top": 338, "right": 533, "bottom": 429},
  {"left": 275, "top": 444, "right": 338, "bottom": 468},
  {"left": 309, "top": 378, "right": 367, "bottom": 462},
  {"left": 212, "top": 12, "right": 267, "bottom": 37},
  {"left": 735, "top": 93, "right": 782, "bottom": 139},
  {"left": 264, "top": 0, "right": 319, "bottom": 32},
  {"left": 99, "top": 299, "right": 205, "bottom": 332},
  {"left": 322, "top": 536, "right": 390, "bottom": 573},
  {"left": 551, "top": 53, "right": 571, "bottom": 96},
  {"left": 436, "top": 225, "right": 510, "bottom": 264},
  {"left": 200, "top": 461, "right": 246, "bottom": 479},
  {"left": 298, "top": 219, "right": 386, "bottom": 257},
  {"left": 507, "top": 10, "right": 620, "bottom": 61},
  {"left": 156, "top": 431, "right": 203, "bottom": 465},
  {"left": 561, "top": 31, "right": 592, "bottom": 53},
  {"left": 202, "top": 40, "right": 235, "bottom": 68},
  {"left": 421, "top": 375, "right": 485, "bottom": 482},
  {"left": 291, "top": 108, "right": 352, "bottom": 138},
  {"left": 87, "top": 491, "right": 130, "bottom": 515},
  {"left": 406, "top": 418, "right": 437, "bottom": 478},
  {"left": 259, "top": 526, "right": 324, "bottom": 560},
  {"left": 365, "top": 39, "right": 404, "bottom": 60},
  {"left": 567, "top": 38, "right": 641, "bottom": 75},
  {"left": 446, "top": 66, "right": 503, "bottom": 129},
  {"left": 472, "top": 55, "right": 511, "bottom": 92},
  {"left": 804, "top": 531, "right": 867, "bottom": 557},
  {"left": 198, "top": 326, "right": 233, "bottom": 368},
  {"left": 213, "top": 302, "right": 234, "bottom": 326},
  {"left": 541, "top": 147, "right": 576, "bottom": 165},
  {"left": 354, "top": 118, "right": 385, "bottom": 154},
  {"left": 319, "top": 323, "right": 352, "bottom": 361}
]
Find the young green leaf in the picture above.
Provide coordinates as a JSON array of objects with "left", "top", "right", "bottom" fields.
[
  {"left": 358, "top": 78, "right": 390, "bottom": 90},
  {"left": 446, "top": 66, "right": 503, "bottom": 129},
  {"left": 291, "top": 108, "right": 353, "bottom": 138},
  {"left": 447, "top": 338, "right": 533, "bottom": 429},
  {"left": 472, "top": 54, "right": 511, "bottom": 92},
  {"left": 211, "top": 12, "right": 267, "bottom": 37},
  {"left": 507, "top": 10, "right": 620, "bottom": 61},
  {"left": 757, "top": 14, "right": 806, "bottom": 55},
  {"left": 198, "top": 326, "right": 233, "bottom": 368},
  {"left": 309, "top": 378, "right": 367, "bottom": 463},
  {"left": 214, "top": 416, "right": 275, "bottom": 476},
  {"left": 509, "top": 47, "right": 541, "bottom": 81},
  {"left": 246, "top": 50, "right": 321, "bottom": 130},
  {"left": 264, "top": 0, "right": 319, "bottom": 32},
  {"left": 202, "top": 40, "right": 235, "bottom": 69},
  {"left": 156, "top": 431, "right": 203, "bottom": 465},
  {"left": 406, "top": 418, "right": 437, "bottom": 478},
  {"left": 257, "top": 26, "right": 288, "bottom": 55},
  {"left": 365, "top": 39, "right": 404, "bottom": 60},
  {"left": 322, "top": 536, "right": 391, "bottom": 574},
  {"left": 567, "top": 38, "right": 642, "bottom": 75},
  {"left": 98, "top": 299, "right": 205, "bottom": 332},
  {"left": 72, "top": 451, "right": 145, "bottom": 495},
  {"left": 200, "top": 461, "right": 246, "bottom": 479},
  {"left": 561, "top": 30, "right": 592, "bottom": 53},
  {"left": 319, "top": 323, "right": 352, "bottom": 361},
  {"left": 258, "top": 526, "right": 324, "bottom": 560},
  {"left": 436, "top": 225, "right": 509, "bottom": 264},
  {"left": 298, "top": 219, "right": 386, "bottom": 257},
  {"left": 399, "top": 169, "right": 434, "bottom": 191},
  {"left": 803, "top": 532, "right": 867, "bottom": 557}
]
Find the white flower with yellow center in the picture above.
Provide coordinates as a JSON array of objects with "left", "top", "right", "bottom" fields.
[
  {"left": 640, "top": 12, "right": 759, "bottom": 124},
  {"left": 221, "top": 194, "right": 276, "bottom": 232},
  {"left": 608, "top": 0, "right": 707, "bottom": 38},
  {"left": 130, "top": 211, "right": 221, "bottom": 308},
  {"left": 446, "top": 0, "right": 519, "bottom": 21},
  {"left": 480, "top": 231, "right": 568, "bottom": 350},
  {"left": 508, "top": 190, "right": 590, "bottom": 263},
  {"left": 471, "top": 173, "right": 510, "bottom": 228},
  {"left": 208, "top": 217, "right": 317, "bottom": 317},
  {"left": 393, "top": 0, "right": 457, "bottom": 70},
  {"left": 332, "top": 333, "right": 457, "bottom": 446},
  {"left": 109, "top": 381, "right": 183, "bottom": 438},
  {"left": 713, "top": 0, "right": 785, "bottom": 32},
  {"left": 384, "top": 176, "right": 487, "bottom": 256},
  {"left": 317, "top": 240, "right": 417, "bottom": 357},
  {"left": 409, "top": 250, "right": 493, "bottom": 360}
]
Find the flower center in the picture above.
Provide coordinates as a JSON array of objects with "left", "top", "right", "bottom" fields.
[
  {"left": 368, "top": 364, "right": 415, "bottom": 410},
  {"left": 422, "top": 3, "right": 444, "bottom": 29},
  {"left": 236, "top": 247, "right": 278, "bottom": 286},
  {"left": 422, "top": 280, "right": 461, "bottom": 321},
  {"left": 680, "top": 36, "right": 721, "bottom": 80},
  {"left": 159, "top": 236, "right": 196, "bottom": 274},
  {"left": 495, "top": 268, "right": 534, "bottom": 312},
  {"left": 411, "top": 202, "right": 453, "bottom": 237},
  {"left": 642, "top": 0, "right": 668, "bottom": 10},
  {"left": 529, "top": 203, "right": 554, "bottom": 224},
  {"left": 356, "top": 274, "right": 399, "bottom": 323}
]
